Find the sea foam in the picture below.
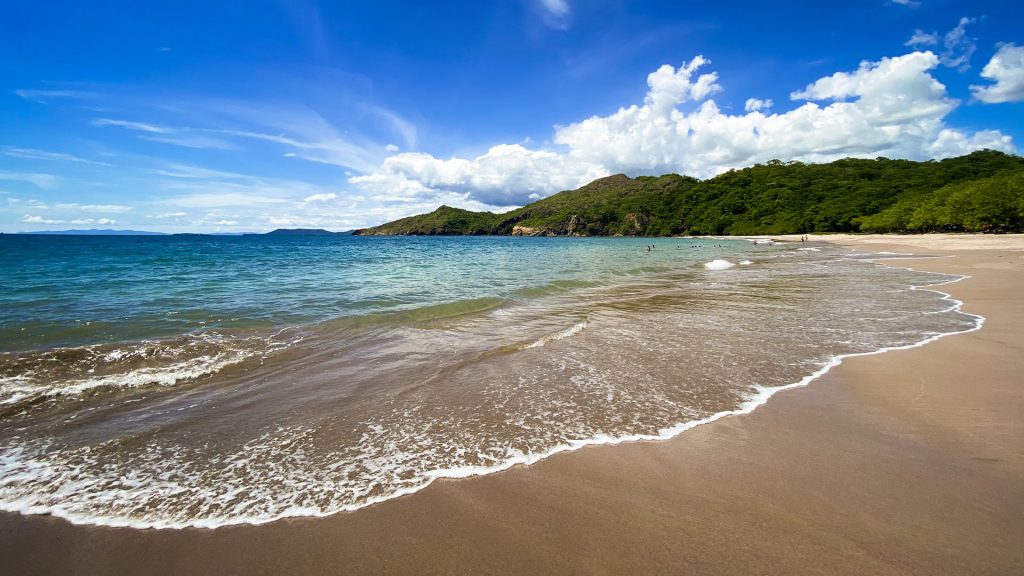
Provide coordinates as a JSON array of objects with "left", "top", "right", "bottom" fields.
[{"left": 704, "top": 259, "right": 736, "bottom": 270}]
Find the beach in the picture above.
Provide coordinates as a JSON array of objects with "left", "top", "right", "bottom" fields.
[{"left": 2, "top": 234, "right": 1023, "bottom": 575}]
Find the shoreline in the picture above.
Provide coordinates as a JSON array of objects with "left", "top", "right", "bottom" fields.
[{"left": 2, "top": 234, "right": 1023, "bottom": 574}]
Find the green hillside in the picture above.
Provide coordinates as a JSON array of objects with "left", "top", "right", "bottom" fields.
[{"left": 353, "top": 150, "right": 1024, "bottom": 236}]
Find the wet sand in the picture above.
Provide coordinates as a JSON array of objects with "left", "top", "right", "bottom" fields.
[{"left": 2, "top": 234, "right": 1023, "bottom": 575}]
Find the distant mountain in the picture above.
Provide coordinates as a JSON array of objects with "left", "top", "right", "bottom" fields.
[
  {"left": 265, "top": 228, "right": 339, "bottom": 235},
  {"left": 18, "top": 229, "right": 169, "bottom": 236},
  {"left": 353, "top": 150, "right": 1024, "bottom": 236}
]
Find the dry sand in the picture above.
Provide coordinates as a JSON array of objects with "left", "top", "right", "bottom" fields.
[{"left": 2, "top": 234, "right": 1023, "bottom": 575}]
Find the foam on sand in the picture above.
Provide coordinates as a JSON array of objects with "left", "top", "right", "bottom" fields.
[{"left": 521, "top": 321, "right": 588, "bottom": 349}]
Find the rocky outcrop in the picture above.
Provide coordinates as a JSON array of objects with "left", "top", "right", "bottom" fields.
[
  {"left": 511, "top": 225, "right": 552, "bottom": 236},
  {"left": 565, "top": 214, "right": 582, "bottom": 235},
  {"left": 623, "top": 212, "right": 650, "bottom": 235}
]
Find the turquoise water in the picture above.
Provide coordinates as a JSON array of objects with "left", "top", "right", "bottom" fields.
[
  {"left": 0, "top": 235, "right": 979, "bottom": 528},
  {"left": 1, "top": 234, "right": 720, "bottom": 352}
]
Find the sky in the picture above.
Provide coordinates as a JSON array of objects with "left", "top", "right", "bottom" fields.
[{"left": 1, "top": 0, "right": 1022, "bottom": 233}]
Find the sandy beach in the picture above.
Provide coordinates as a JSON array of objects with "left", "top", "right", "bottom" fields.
[{"left": 2, "top": 234, "right": 1022, "bottom": 576}]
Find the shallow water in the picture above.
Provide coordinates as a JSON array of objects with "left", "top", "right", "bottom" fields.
[{"left": 0, "top": 235, "right": 978, "bottom": 528}]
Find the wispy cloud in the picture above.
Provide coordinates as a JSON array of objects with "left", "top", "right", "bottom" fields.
[
  {"left": 54, "top": 203, "right": 133, "bottom": 213},
  {"left": 3, "top": 147, "right": 112, "bottom": 166},
  {"left": 905, "top": 30, "right": 939, "bottom": 47},
  {"left": 0, "top": 171, "right": 59, "bottom": 189},
  {"left": 140, "top": 134, "right": 235, "bottom": 150},
  {"left": 92, "top": 118, "right": 174, "bottom": 133},
  {"left": 537, "top": 0, "right": 571, "bottom": 30},
  {"left": 940, "top": 17, "right": 977, "bottom": 71},
  {"left": 14, "top": 89, "right": 97, "bottom": 103},
  {"left": 890, "top": 0, "right": 921, "bottom": 8},
  {"left": 153, "top": 162, "right": 336, "bottom": 209}
]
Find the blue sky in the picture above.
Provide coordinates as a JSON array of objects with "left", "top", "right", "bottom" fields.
[{"left": 2, "top": 0, "right": 1022, "bottom": 232}]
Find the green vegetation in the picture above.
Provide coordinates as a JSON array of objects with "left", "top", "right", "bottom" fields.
[{"left": 353, "top": 150, "right": 1024, "bottom": 236}]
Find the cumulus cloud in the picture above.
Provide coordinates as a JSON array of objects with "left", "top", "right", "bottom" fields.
[
  {"left": 971, "top": 43, "right": 1024, "bottom": 103},
  {"left": 350, "top": 144, "right": 608, "bottom": 207},
  {"left": 22, "top": 214, "right": 63, "bottom": 224},
  {"left": 351, "top": 51, "right": 1013, "bottom": 209},
  {"left": 744, "top": 98, "right": 773, "bottom": 112}
]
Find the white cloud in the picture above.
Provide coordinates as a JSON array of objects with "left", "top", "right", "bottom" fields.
[
  {"left": 92, "top": 118, "right": 173, "bottom": 133},
  {"left": 3, "top": 147, "right": 112, "bottom": 166},
  {"left": 97, "top": 218, "right": 116, "bottom": 225},
  {"left": 147, "top": 211, "right": 187, "bottom": 219},
  {"left": 644, "top": 57, "right": 722, "bottom": 112},
  {"left": 744, "top": 98, "right": 773, "bottom": 112},
  {"left": 54, "top": 203, "right": 133, "bottom": 213},
  {"left": 213, "top": 219, "right": 238, "bottom": 226},
  {"left": 385, "top": 144, "right": 400, "bottom": 153},
  {"left": 140, "top": 134, "right": 235, "bottom": 150},
  {"left": 905, "top": 30, "right": 938, "bottom": 47},
  {"left": 0, "top": 171, "right": 59, "bottom": 189},
  {"left": 939, "top": 17, "right": 976, "bottom": 71},
  {"left": 350, "top": 144, "right": 608, "bottom": 206},
  {"left": 352, "top": 51, "right": 1014, "bottom": 210},
  {"left": 971, "top": 43, "right": 1024, "bottom": 103},
  {"left": 303, "top": 193, "right": 338, "bottom": 203},
  {"left": 22, "top": 214, "right": 63, "bottom": 224},
  {"left": 214, "top": 128, "right": 381, "bottom": 173},
  {"left": 537, "top": 0, "right": 571, "bottom": 30},
  {"left": 891, "top": 0, "right": 921, "bottom": 7},
  {"left": 14, "top": 89, "right": 96, "bottom": 103}
]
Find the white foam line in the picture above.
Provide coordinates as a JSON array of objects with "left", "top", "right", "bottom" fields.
[
  {"left": 520, "top": 321, "right": 588, "bottom": 350},
  {"left": 4, "top": 256, "right": 983, "bottom": 531}
]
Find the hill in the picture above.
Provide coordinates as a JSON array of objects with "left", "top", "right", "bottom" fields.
[{"left": 353, "top": 150, "right": 1024, "bottom": 236}]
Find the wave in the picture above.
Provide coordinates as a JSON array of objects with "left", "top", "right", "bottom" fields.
[
  {"left": 0, "top": 252, "right": 985, "bottom": 530},
  {"left": 519, "top": 321, "right": 589, "bottom": 350},
  {"left": 0, "top": 330, "right": 300, "bottom": 409}
]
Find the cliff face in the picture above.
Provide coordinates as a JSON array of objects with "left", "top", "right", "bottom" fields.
[{"left": 352, "top": 151, "right": 1024, "bottom": 236}]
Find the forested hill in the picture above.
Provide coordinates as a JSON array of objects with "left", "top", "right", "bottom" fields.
[{"left": 353, "top": 150, "right": 1024, "bottom": 236}]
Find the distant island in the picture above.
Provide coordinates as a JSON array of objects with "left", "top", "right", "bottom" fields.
[
  {"left": 263, "top": 228, "right": 345, "bottom": 236},
  {"left": 17, "top": 229, "right": 170, "bottom": 236},
  {"left": 16, "top": 228, "right": 352, "bottom": 236},
  {"left": 354, "top": 150, "right": 1024, "bottom": 236}
]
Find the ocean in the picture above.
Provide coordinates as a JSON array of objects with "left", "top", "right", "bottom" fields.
[{"left": 0, "top": 234, "right": 980, "bottom": 528}]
